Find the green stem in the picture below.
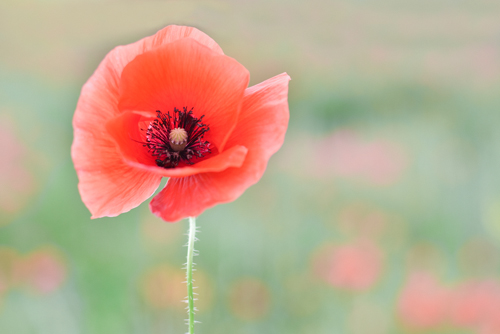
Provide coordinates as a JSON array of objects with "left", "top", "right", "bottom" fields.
[{"left": 186, "top": 216, "right": 197, "bottom": 334}]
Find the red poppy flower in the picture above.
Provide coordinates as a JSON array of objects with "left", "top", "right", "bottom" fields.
[{"left": 72, "top": 25, "right": 290, "bottom": 222}]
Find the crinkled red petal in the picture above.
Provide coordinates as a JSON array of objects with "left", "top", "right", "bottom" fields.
[
  {"left": 105, "top": 110, "right": 249, "bottom": 176},
  {"left": 150, "top": 73, "right": 290, "bottom": 222},
  {"left": 72, "top": 25, "right": 222, "bottom": 218},
  {"left": 117, "top": 38, "right": 249, "bottom": 151}
]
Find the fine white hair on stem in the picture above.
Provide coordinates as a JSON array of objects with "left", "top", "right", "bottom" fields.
[{"left": 184, "top": 216, "right": 198, "bottom": 334}]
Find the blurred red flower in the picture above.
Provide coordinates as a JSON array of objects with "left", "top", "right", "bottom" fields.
[
  {"left": 397, "top": 271, "right": 449, "bottom": 329},
  {"left": 449, "top": 280, "right": 500, "bottom": 329},
  {"left": 312, "top": 239, "right": 383, "bottom": 290},
  {"left": 479, "top": 308, "right": 500, "bottom": 334},
  {"left": 15, "top": 248, "right": 67, "bottom": 294},
  {"left": 0, "top": 274, "right": 6, "bottom": 296},
  {"left": 0, "top": 117, "right": 36, "bottom": 215},
  {"left": 72, "top": 25, "right": 290, "bottom": 222},
  {"left": 316, "top": 130, "right": 407, "bottom": 185}
]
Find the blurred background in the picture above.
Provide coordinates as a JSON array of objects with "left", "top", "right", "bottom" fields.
[{"left": 1, "top": 0, "right": 500, "bottom": 333}]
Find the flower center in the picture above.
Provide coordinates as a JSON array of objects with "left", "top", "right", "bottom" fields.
[
  {"left": 169, "top": 128, "right": 188, "bottom": 151},
  {"left": 143, "top": 107, "right": 211, "bottom": 168}
]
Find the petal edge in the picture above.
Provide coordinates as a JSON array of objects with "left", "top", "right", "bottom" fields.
[{"left": 150, "top": 73, "right": 290, "bottom": 222}]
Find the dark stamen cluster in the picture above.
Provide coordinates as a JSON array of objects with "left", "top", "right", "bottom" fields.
[{"left": 143, "top": 107, "right": 211, "bottom": 168}]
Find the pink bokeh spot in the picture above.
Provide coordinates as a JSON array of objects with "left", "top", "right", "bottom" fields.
[
  {"left": 18, "top": 249, "right": 67, "bottom": 294},
  {"left": 449, "top": 279, "right": 500, "bottom": 328},
  {"left": 316, "top": 130, "right": 407, "bottom": 185},
  {"left": 277, "top": 130, "right": 408, "bottom": 186},
  {"left": 0, "top": 274, "right": 6, "bottom": 295},
  {"left": 479, "top": 308, "right": 500, "bottom": 334},
  {"left": 397, "top": 271, "right": 450, "bottom": 329},
  {"left": 0, "top": 117, "right": 36, "bottom": 214},
  {"left": 313, "top": 239, "right": 383, "bottom": 290}
]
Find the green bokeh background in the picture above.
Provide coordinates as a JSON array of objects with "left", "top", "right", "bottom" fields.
[{"left": 1, "top": 1, "right": 500, "bottom": 333}]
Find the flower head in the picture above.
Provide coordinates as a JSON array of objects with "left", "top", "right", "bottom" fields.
[{"left": 72, "top": 25, "right": 290, "bottom": 222}]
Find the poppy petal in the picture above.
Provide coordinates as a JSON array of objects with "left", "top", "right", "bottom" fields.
[
  {"left": 98, "top": 25, "right": 224, "bottom": 87},
  {"left": 73, "top": 25, "right": 223, "bottom": 140},
  {"left": 117, "top": 38, "right": 250, "bottom": 152},
  {"left": 150, "top": 73, "right": 290, "bottom": 222},
  {"left": 72, "top": 25, "right": 217, "bottom": 218},
  {"left": 105, "top": 110, "right": 248, "bottom": 177},
  {"left": 75, "top": 156, "right": 162, "bottom": 219},
  {"left": 129, "top": 145, "right": 248, "bottom": 178},
  {"left": 72, "top": 94, "right": 162, "bottom": 218},
  {"left": 143, "top": 25, "right": 224, "bottom": 55}
]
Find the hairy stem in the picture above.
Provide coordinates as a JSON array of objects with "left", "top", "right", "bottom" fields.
[{"left": 186, "top": 216, "right": 197, "bottom": 334}]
